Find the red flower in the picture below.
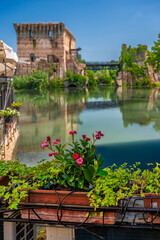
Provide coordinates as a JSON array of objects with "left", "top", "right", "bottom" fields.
[
  {"left": 69, "top": 131, "right": 77, "bottom": 135},
  {"left": 82, "top": 134, "right": 90, "bottom": 141},
  {"left": 56, "top": 138, "right": 61, "bottom": 143},
  {"left": 95, "top": 131, "right": 104, "bottom": 140},
  {"left": 73, "top": 153, "right": 79, "bottom": 159},
  {"left": 75, "top": 158, "right": 84, "bottom": 166},
  {"left": 82, "top": 134, "right": 86, "bottom": 139},
  {"left": 48, "top": 152, "right": 59, "bottom": 157},
  {"left": 48, "top": 153, "right": 55, "bottom": 157}
]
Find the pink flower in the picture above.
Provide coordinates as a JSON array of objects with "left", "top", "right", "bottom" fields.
[
  {"left": 86, "top": 137, "right": 91, "bottom": 141},
  {"left": 69, "top": 131, "right": 77, "bottom": 135},
  {"left": 95, "top": 131, "right": 104, "bottom": 140},
  {"left": 48, "top": 153, "right": 55, "bottom": 157},
  {"left": 75, "top": 158, "right": 84, "bottom": 166},
  {"left": 41, "top": 142, "right": 49, "bottom": 150},
  {"left": 53, "top": 138, "right": 61, "bottom": 146},
  {"left": 55, "top": 152, "right": 59, "bottom": 155},
  {"left": 73, "top": 153, "right": 79, "bottom": 159},
  {"left": 82, "top": 135, "right": 90, "bottom": 141}
]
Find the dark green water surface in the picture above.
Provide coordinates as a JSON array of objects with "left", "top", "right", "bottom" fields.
[{"left": 13, "top": 86, "right": 160, "bottom": 169}]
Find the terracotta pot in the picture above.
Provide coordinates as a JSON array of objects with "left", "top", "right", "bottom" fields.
[
  {"left": 143, "top": 193, "right": 160, "bottom": 224},
  {"left": 20, "top": 190, "right": 117, "bottom": 225}
]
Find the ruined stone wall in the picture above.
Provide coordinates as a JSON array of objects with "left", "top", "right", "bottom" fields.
[
  {"left": 14, "top": 23, "right": 79, "bottom": 78},
  {"left": 116, "top": 44, "right": 160, "bottom": 86}
]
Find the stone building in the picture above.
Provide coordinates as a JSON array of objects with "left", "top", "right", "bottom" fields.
[{"left": 14, "top": 22, "right": 85, "bottom": 78}]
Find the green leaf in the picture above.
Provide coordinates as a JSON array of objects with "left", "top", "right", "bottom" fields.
[
  {"left": 83, "top": 166, "right": 95, "bottom": 182},
  {"left": 62, "top": 174, "right": 69, "bottom": 179},
  {"left": 97, "top": 169, "right": 108, "bottom": 176}
]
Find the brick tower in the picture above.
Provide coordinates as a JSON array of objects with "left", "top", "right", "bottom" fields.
[{"left": 14, "top": 22, "right": 84, "bottom": 77}]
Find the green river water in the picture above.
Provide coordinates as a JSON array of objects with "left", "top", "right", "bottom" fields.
[{"left": 13, "top": 86, "right": 160, "bottom": 169}]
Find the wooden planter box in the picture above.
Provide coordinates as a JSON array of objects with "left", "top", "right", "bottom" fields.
[
  {"left": 143, "top": 193, "right": 160, "bottom": 224},
  {"left": 20, "top": 190, "right": 117, "bottom": 225}
]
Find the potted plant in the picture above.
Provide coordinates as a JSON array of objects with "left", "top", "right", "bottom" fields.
[
  {"left": 11, "top": 101, "right": 22, "bottom": 111},
  {"left": 1, "top": 131, "right": 159, "bottom": 225},
  {"left": 0, "top": 108, "right": 20, "bottom": 134},
  {"left": 141, "top": 164, "right": 160, "bottom": 223},
  {"left": 0, "top": 131, "right": 120, "bottom": 224}
]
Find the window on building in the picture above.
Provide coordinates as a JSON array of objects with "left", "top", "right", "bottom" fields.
[
  {"left": 29, "top": 30, "right": 32, "bottom": 37},
  {"left": 30, "top": 53, "right": 35, "bottom": 62},
  {"left": 47, "top": 55, "right": 59, "bottom": 63},
  {"left": 48, "top": 30, "right": 51, "bottom": 37}
]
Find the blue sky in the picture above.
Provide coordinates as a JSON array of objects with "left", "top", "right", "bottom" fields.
[{"left": 0, "top": 0, "right": 160, "bottom": 61}]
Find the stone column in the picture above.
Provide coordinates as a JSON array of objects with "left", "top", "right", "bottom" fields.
[{"left": 46, "top": 226, "right": 75, "bottom": 240}]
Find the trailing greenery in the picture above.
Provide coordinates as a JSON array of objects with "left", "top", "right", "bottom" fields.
[{"left": 1, "top": 157, "right": 160, "bottom": 210}]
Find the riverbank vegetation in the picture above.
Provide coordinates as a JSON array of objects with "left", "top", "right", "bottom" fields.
[{"left": 13, "top": 68, "right": 118, "bottom": 91}]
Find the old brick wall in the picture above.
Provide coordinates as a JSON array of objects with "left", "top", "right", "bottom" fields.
[{"left": 14, "top": 23, "right": 82, "bottom": 78}]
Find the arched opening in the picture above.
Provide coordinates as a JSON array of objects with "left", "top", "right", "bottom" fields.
[{"left": 68, "top": 83, "right": 78, "bottom": 88}]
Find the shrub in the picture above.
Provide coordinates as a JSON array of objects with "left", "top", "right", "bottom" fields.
[
  {"left": 66, "top": 71, "right": 86, "bottom": 86},
  {"left": 47, "top": 77, "right": 65, "bottom": 88},
  {"left": 86, "top": 70, "right": 97, "bottom": 86},
  {"left": 13, "top": 75, "right": 30, "bottom": 90},
  {"left": 72, "top": 74, "right": 87, "bottom": 86},
  {"left": 13, "top": 70, "right": 48, "bottom": 91},
  {"left": 28, "top": 70, "right": 48, "bottom": 91},
  {"left": 66, "top": 70, "right": 74, "bottom": 82}
]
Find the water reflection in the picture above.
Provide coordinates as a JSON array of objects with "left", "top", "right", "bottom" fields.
[{"left": 13, "top": 86, "right": 160, "bottom": 166}]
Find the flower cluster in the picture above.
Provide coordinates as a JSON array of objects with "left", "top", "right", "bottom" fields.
[
  {"left": 40, "top": 130, "right": 104, "bottom": 190},
  {"left": 41, "top": 131, "right": 104, "bottom": 167}
]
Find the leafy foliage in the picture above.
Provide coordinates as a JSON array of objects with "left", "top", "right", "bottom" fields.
[
  {"left": 76, "top": 53, "right": 86, "bottom": 64},
  {"left": 66, "top": 70, "right": 87, "bottom": 86},
  {"left": 13, "top": 70, "right": 48, "bottom": 91},
  {"left": 0, "top": 107, "right": 20, "bottom": 117},
  {"left": 147, "top": 33, "right": 160, "bottom": 73},
  {"left": 47, "top": 77, "right": 65, "bottom": 88},
  {"left": 85, "top": 70, "right": 97, "bottom": 86},
  {"left": 11, "top": 102, "right": 22, "bottom": 108}
]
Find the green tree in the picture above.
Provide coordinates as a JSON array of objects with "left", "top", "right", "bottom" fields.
[
  {"left": 76, "top": 53, "right": 86, "bottom": 64},
  {"left": 147, "top": 34, "right": 160, "bottom": 72}
]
